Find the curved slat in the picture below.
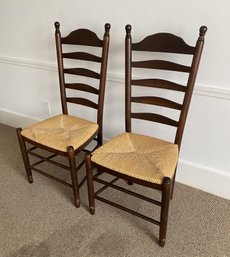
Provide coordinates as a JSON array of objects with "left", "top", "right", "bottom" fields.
[
  {"left": 132, "top": 33, "right": 195, "bottom": 54},
  {"left": 132, "top": 96, "right": 182, "bottom": 110},
  {"left": 132, "top": 60, "right": 191, "bottom": 73},
  {"left": 64, "top": 68, "right": 101, "bottom": 79},
  {"left": 131, "top": 112, "right": 178, "bottom": 127},
  {"left": 66, "top": 97, "right": 98, "bottom": 109},
  {"left": 61, "top": 29, "right": 103, "bottom": 47},
  {"left": 132, "top": 79, "right": 186, "bottom": 92},
  {"left": 65, "top": 83, "right": 99, "bottom": 94},
  {"left": 62, "top": 52, "right": 102, "bottom": 62}
]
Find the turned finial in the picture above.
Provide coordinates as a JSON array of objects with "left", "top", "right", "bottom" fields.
[
  {"left": 104, "top": 23, "right": 111, "bottom": 36},
  {"left": 54, "top": 21, "right": 60, "bottom": 32},
  {"left": 199, "top": 25, "right": 207, "bottom": 39},
  {"left": 125, "top": 24, "right": 132, "bottom": 38}
]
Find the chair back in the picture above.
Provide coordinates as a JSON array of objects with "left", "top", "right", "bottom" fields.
[
  {"left": 125, "top": 25, "right": 207, "bottom": 147},
  {"left": 55, "top": 22, "right": 110, "bottom": 144}
]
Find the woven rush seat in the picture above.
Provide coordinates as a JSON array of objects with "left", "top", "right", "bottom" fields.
[
  {"left": 91, "top": 132, "right": 178, "bottom": 184},
  {"left": 21, "top": 114, "right": 98, "bottom": 152}
]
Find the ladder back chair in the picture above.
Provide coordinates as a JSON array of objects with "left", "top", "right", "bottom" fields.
[
  {"left": 86, "top": 24, "right": 207, "bottom": 246},
  {"left": 17, "top": 22, "right": 110, "bottom": 207}
]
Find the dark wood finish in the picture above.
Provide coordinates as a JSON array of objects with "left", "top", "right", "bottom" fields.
[
  {"left": 63, "top": 67, "right": 101, "bottom": 79},
  {"left": 17, "top": 22, "right": 110, "bottom": 207},
  {"left": 132, "top": 79, "right": 186, "bottom": 92},
  {"left": 132, "top": 32, "right": 195, "bottom": 54},
  {"left": 16, "top": 128, "right": 33, "bottom": 183},
  {"left": 65, "top": 83, "right": 99, "bottom": 94},
  {"left": 132, "top": 60, "right": 191, "bottom": 73},
  {"left": 131, "top": 112, "right": 178, "bottom": 127},
  {"left": 131, "top": 96, "right": 182, "bottom": 110},
  {"left": 67, "top": 146, "right": 80, "bottom": 207},
  {"left": 62, "top": 52, "right": 102, "bottom": 62},
  {"left": 66, "top": 97, "right": 98, "bottom": 109},
  {"left": 86, "top": 24, "right": 207, "bottom": 246},
  {"left": 86, "top": 154, "right": 95, "bottom": 214}
]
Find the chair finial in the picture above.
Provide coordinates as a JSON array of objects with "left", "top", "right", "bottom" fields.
[
  {"left": 104, "top": 23, "right": 111, "bottom": 36},
  {"left": 125, "top": 24, "right": 132, "bottom": 38},
  {"left": 54, "top": 21, "right": 60, "bottom": 32},
  {"left": 199, "top": 26, "right": 207, "bottom": 38}
]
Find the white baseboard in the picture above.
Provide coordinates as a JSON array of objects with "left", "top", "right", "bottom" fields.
[
  {"left": 177, "top": 160, "right": 230, "bottom": 200},
  {"left": 0, "top": 108, "right": 40, "bottom": 128},
  {"left": 0, "top": 108, "right": 229, "bottom": 200}
]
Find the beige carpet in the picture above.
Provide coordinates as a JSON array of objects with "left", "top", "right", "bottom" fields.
[{"left": 0, "top": 123, "right": 229, "bottom": 257}]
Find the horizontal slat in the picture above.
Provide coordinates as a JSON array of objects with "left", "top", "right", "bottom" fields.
[
  {"left": 64, "top": 68, "right": 101, "bottom": 79},
  {"left": 132, "top": 33, "right": 195, "bottom": 54},
  {"left": 132, "top": 96, "right": 182, "bottom": 110},
  {"left": 65, "top": 83, "right": 99, "bottom": 94},
  {"left": 132, "top": 79, "right": 186, "bottom": 92},
  {"left": 66, "top": 97, "right": 98, "bottom": 109},
  {"left": 94, "top": 177, "right": 162, "bottom": 206},
  {"left": 31, "top": 167, "right": 72, "bottom": 188},
  {"left": 28, "top": 151, "right": 70, "bottom": 171},
  {"left": 61, "top": 29, "right": 103, "bottom": 47},
  {"left": 132, "top": 60, "right": 191, "bottom": 73},
  {"left": 131, "top": 112, "right": 178, "bottom": 127},
  {"left": 62, "top": 52, "right": 102, "bottom": 62},
  {"left": 95, "top": 195, "right": 160, "bottom": 226}
]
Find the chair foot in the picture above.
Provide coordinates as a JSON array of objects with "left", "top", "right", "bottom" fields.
[
  {"left": 127, "top": 181, "right": 133, "bottom": 185},
  {"left": 75, "top": 200, "right": 80, "bottom": 208},
  {"left": 28, "top": 176, "right": 33, "bottom": 183},
  {"left": 89, "top": 207, "right": 95, "bottom": 215},
  {"left": 159, "top": 239, "right": 165, "bottom": 247}
]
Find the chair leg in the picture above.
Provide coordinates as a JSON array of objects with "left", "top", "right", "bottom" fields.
[
  {"left": 85, "top": 154, "right": 95, "bottom": 215},
  {"left": 170, "top": 167, "right": 177, "bottom": 199},
  {"left": 159, "top": 177, "right": 171, "bottom": 247},
  {"left": 16, "top": 128, "right": 33, "bottom": 183},
  {"left": 67, "top": 146, "right": 80, "bottom": 208},
  {"left": 170, "top": 174, "right": 176, "bottom": 200}
]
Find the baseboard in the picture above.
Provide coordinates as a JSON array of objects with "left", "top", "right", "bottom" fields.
[
  {"left": 177, "top": 160, "right": 230, "bottom": 200},
  {"left": 0, "top": 108, "right": 40, "bottom": 128}
]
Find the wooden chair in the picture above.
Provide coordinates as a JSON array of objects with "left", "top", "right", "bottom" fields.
[
  {"left": 17, "top": 22, "right": 110, "bottom": 207},
  {"left": 86, "top": 24, "right": 207, "bottom": 246}
]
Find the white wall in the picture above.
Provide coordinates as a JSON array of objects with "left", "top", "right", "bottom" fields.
[{"left": 0, "top": 0, "right": 230, "bottom": 199}]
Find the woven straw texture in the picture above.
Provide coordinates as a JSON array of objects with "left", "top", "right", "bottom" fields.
[
  {"left": 21, "top": 114, "right": 98, "bottom": 152},
  {"left": 92, "top": 132, "right": 178, "bottom": 184}
]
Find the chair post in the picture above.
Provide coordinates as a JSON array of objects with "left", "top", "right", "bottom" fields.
[
  {"left": 16, "top": 128, "right": 33, "bottom": 183},
  {"left": 97, "top": 23, "right": 111, "bottom": 146},
  {"left": 67, "top": 146, "right": 80, "bottom": 207},
  {"left": 125, "top": 24, "right": 132, "bottom": 133},
  {"left": 85, "top": 153, "right": 95, "bottom": 214},
  {"left": 159, "top": 177, "right": 171, "bottom": 247},
  {"left": 170, "top": 166, "right": 178, "bottom": 199}
]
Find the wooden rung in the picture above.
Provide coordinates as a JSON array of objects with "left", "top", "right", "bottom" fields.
[
  {"left": 64, "top": 67, "right": 100, "bottom": 79},
  {"left": 131, "top": 112, "right": 178, "bottom": 127},
  {"left": 132, "top": 60, "right": 191, "bottom": 73},
  {"left": 66, "top": 97, "right": 98, "bottom": 109},
  {"left": 131, "top": 96, "right": 182, "bottom": 110},
  {"left": 95, "top": 195, "right": 160, "bottom": 226},
  {"left": 65, "top": 83, "right": 99, "bottom": 94},
  {"left": 131, "top": 79, "right": 186, "bottom": 92},
  {"left": 62, "top": 52, "right": 102, "bottom": 62},
  {"left": 31, "top": 167, "right": 72, "bottom": 188},
  {"left": 94, "top": 177, "right": 161, "bottom": 206},
  {"left": 28, "top": 151, "right": 70, "bottom": 171}
]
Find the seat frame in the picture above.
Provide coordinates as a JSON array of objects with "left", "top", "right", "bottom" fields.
[
  {"left": 17, "top": 22, "right": 110, "bottom": 207},
  {"left": 86, "top": 24, "right": 207, "bottom": 246}
]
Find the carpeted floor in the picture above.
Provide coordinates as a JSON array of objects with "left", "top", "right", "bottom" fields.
[{"left": 0, "top": 123, "right": 229, "bottom": 257}]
